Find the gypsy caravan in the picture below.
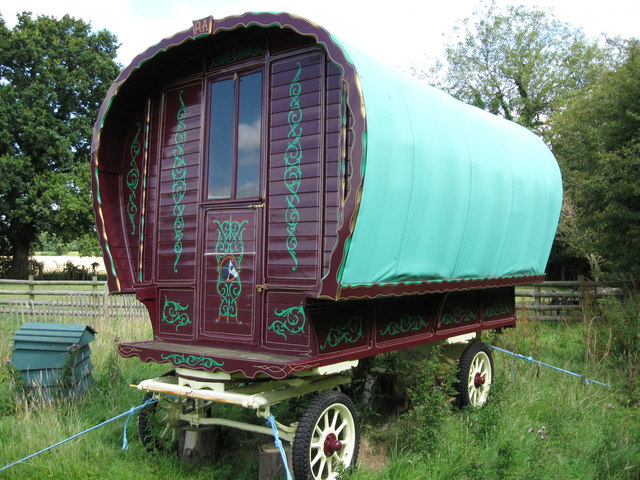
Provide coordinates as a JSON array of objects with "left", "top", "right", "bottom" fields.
[{"left": 92, "top": 12, "right": 562, "bottom": 479}]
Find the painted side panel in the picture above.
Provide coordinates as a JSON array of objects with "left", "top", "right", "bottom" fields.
[
  {"left": 266, "top": 51, "right": 323, "bottom": 285},
  {"left": 156, "top": 85, "right": 202, "bottom": 283},
  {"left": 120, "top": 112, "right": 146, "bottom": 282},
  {"left": 142, "top": 97, "right": 162, "bottom": 284},
  {"left": 323, "top": 60, "right": 344, "bottom": 276},
  {"left": 157, "top": 288, "right": 195, "bottom": 340},
  {"left": 200, "top": 209, "right": 260, "bottom": 344}
]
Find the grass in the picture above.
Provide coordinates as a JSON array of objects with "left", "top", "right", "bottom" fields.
[{"left": 1, "top": 299, "right": 639, "bottom": 479}]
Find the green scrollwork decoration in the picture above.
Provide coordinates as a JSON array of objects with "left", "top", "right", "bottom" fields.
[
  {"left": 161, "top": 295, "right": 192, "bottom": 331},
  {"left": 380, "top": 314, "right": 430, "bottom": 336},
  {"left": 269, "top": 304, "right": 306, "bottom": 340},
  {"left": 126, "top": 123, "right": 142, "bottom": 235},
  {"left": 320, "top": 316, "right": 363, "bottom": 350},
  {"left": 484, "top": 302, "right": 511, "bottom": 319},
  {"left": 214, "top": 217, "right": 248, "bottom": 323},
  {"left": 284, "top": 62, "right": 303, "bottom": 271},
  {"left": 441, "top": 308, "right": 477, "bottom": 326},
  {"left": 209, "top": 44, "right": 266, "bottom": 68},
  {"left": 160, "top": 353, "right": 224, "bottom": 369},
  {"left": 172, "top": 90, "right": 187, "bottom": 273}
]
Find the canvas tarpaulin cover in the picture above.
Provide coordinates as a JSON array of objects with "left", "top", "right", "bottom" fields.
[{"left": 338, "top": 45, "right": 562, "bottom": 286}]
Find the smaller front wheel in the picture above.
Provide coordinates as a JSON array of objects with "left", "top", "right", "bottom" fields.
[
  {"left": 456, "top": 342, "right": 493, "bottom": 407},
  {"left": 292, "top": 391, "right": 360, "bottom": 480},
  {"left": 138, "top": 392, "right": 187, "bottom": 453}
]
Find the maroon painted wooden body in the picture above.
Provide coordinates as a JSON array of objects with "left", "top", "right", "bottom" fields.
[{"left": 92, "top": 13, "right": 534, "bottom": 379}]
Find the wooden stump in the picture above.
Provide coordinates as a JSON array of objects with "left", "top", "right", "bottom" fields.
[{"left": 258, "top": 443, "right": 290, "bottom": 480}]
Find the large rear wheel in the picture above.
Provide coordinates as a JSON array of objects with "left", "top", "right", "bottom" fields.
[{"left": 292, "top": 391, "right": 360, "bottom": 480}]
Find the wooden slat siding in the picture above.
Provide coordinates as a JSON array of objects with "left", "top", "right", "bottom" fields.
[
  {"left": 266, "top": 51, "right": 324, "bottom": 285},
  {"left": 156, "top": 84, "right": 202, "bottom": 283},
  {"left": 98, "top": 171, "right": 133, "bottom": 289},
  {"left": 323, "top": 59, "right": 344, "bottom": 275},
  {"left": 142, "top": 96, "right": 162, "bottom": 283},
  {"left": 121, "top": 109, "right": 147, "bottom": 284}
]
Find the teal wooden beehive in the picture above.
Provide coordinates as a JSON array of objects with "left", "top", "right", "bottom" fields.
[{"left": 11, "top": 323, "right": 97, "bottom": 400}]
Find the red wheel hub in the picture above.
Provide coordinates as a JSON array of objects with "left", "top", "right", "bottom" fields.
[
  {"left": 323, "top": 433, "right": 343, "bottom": 456},
  {"left": 474, "top": 372, "right": 485, "bottom": 388}
]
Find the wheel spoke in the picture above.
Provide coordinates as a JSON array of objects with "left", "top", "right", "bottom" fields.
[
  {"left": 335, "top": 418, "right": 349, "bottom": 436},
  {"left": 310, "top": 449, "right": 324, "bottom": 469},
  {"left": 326, "top": 456, "right": 334, "bottom": 477},
  {"left": 322, "top": 411, "right": 331, "bottom": 431},
  {"left": 316, "top": 458, "right": 327, "bottom": 478},
  {"left": 330, "top": 409, "right": 340, "bottom": 430}
]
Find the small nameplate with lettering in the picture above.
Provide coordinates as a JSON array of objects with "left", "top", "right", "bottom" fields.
[{"left": 193, "top": 16, "right": 214, "bottom": 36}]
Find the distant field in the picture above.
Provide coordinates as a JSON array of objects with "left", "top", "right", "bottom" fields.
[{"left": 32, "top": 256, "right": 106, "bottom": 275}]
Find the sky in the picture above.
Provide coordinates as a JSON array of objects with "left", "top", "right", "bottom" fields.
[{"left": 1, "top": 0, "right": 639, "bottom": 71}]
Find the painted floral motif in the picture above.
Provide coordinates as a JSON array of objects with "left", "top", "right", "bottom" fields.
[
  {"left": 214, "top": 217, "right": 248, "bottom": 323},
  {"left": 269, "top": 304, "right": 306, "bottom": 340},
  {"left": 320, "top": 316, "right": 363, "bottom": 350},
  {"left": 441, "top": 308, "right": 477, "bottom": 326},
  {"left": 160, "top": 353, "right": 224, "bottom": 369},
  {"left": 484, "top": 302, "right": 512, "bottom": 319},
  {"left": 380, "top": 314, "right": 430, "bottom": 336},
  {"left": 161, "top": 296, "right": 192, "bottom": 331},
  {"left": 284, "top": 62, "right": 303, "bottom": 271},
  {"left": 209, "top": 44, "right": 266, "bottom": 68},
  {"left": 126, "top": 123, "right": 141, "bottom": 235},
  {"left": 172, "top": 90, "right": 187, "bottom": 273}
]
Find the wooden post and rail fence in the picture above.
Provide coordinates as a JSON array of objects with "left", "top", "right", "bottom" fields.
[{"left": 0, "top": 276, "right": 627, "bottom": 358}]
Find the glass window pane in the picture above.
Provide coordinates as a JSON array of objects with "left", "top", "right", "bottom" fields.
[
  {"left": 236, "top": 72, "right": 262, "bottom": 198},
  {"left": 208, "top": 79, "right": 234, "bottom": 199}
]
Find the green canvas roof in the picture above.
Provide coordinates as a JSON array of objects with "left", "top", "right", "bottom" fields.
[{"left": 338, "top": 45, "right": 562, "bottom": 286}]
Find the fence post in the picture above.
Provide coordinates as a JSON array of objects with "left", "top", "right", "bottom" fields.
[
  {"left": 533, "top": 284, "right": 541, "bottom": 317},
  {"left": 28, "top": 275, "right": 35, "bottom": 302},
  {"left": 102, "top": 286, "right": 108, "bottom": 323},
  {"left": 578, "top": 275, "right": 591, "bottom": 315}
]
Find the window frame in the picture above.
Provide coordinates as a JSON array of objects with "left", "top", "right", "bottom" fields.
[{"left": 204, "top": 64, "right": 266, "bottom": 204}]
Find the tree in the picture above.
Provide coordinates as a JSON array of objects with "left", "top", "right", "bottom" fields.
[
  {"left": 0, "top": 12, "right": 119, "bottom": 278},
  {"left": 549, "top": 41, "right": 640, "bottom": 279},
  {"left": 436, "top": 1, "right": 610, "bottom": 133}
]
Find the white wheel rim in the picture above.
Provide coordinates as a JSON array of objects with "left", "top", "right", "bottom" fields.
[
  {"left": 467, "top": 351, "right": 492, "bottom": 407},
  {"left": 309, "top": 403, "right": 356, "bottom": 480}
]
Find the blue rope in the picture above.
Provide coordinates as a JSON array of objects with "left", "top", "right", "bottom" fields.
[
  {"left": 488, "top": 344, "right": 610, "bottom": 387},
  {"left": 0, "top": 397, "right": 157, "bottom": 472},
  {"left": 267, "top": 414, "right": 293, "bottom": 480}
]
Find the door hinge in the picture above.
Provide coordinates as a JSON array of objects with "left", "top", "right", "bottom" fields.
[{"left": 256, "top": 284, "right": 269, "bottom": 293}]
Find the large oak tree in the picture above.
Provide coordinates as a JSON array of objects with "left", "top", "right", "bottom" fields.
[
  {"left": 550, "top": 41, "right": 640, "bottom": 279},
  {"left": 437, "top": 1, "right": 610, "bottom": 134},
  {"left": 0, "top": 12, "right": 119, "bottom": 278}
]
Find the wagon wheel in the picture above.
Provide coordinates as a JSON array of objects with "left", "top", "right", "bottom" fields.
[
  {"left": 292, "top": 391, "right": 360, "bottom": 480},
  {"left": 138, "top": 392, "right": 188, "bottom": 453},
  {"left": 456, "top": 342, "right": 493, "bottom": 407}
]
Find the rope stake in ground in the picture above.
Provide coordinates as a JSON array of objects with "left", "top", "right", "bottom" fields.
[
  {"left": 0, "top": 397, "right": 157, "bottom": 473},
  {"left": 488, "top": 344, "right": 610, "bottom": 387},
  {"left": 267, "top": 414, "right": 293, "bottom": 480}
]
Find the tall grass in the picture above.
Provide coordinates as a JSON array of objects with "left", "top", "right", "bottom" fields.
[{"left": 1, "top": 296, "right": 638, "bottom": 479}]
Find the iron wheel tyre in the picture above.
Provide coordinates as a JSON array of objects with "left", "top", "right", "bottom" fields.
[
  {"left": 138, "top": 392, "right": 187, "bottom": 453},
  {"left": 456, "top": 342, "right": 493, "bottom": 407},
  {"left": 292, "top": 391, "right": 360, "bottom": 480}
]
